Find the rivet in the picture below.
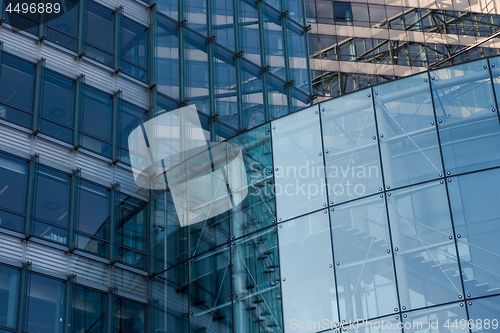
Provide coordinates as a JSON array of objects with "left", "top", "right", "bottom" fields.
[
  {"left": 394, "top": 308, "right": 398, "bottom": 312},
  {"left": 458, "top": 295, "right": 463, "bottom": 299},
  {"left": 438, "top": 119, "right": 442, "bottom": 123},
  {"left": 234, "top": 294, "right": 237, "bottom": 298},
  {"left": 439, "top": 173, "right": 443, "bottom": 177},
  {"left": 272, "top": 227, "right": 275, "bottom": 230},
  {"left": 315, "top": 110, "right": 318, "bottom": 114},
  {"left": 449, "top": 235, "right": 453, "bottom": 239},
  {"left": 457, "top": 234, "right": 461, "bottom": 238},
  {"left": 403, "top": 314, "right": 407, "bottom": 318},
  {"left": 431, "top": 121, "right": 434, "bottom": 125},
  {"left": 402, "top": 306, "right": 406, "bottom": 310},
  {"left": 492, "top": 63, "right": 496, "bottom": 67},
  {"left": 484, "top": 65, "right": 488, "bottom": 68},
  {"left": 266, "top": 129, "right": 269, "bottom": 132},
  {"left": 380, "top": 194, "right": 384, "bottom": 198},
  {"left": 373, "top": 136, "right": 377, "bottom": 140},
  {"left": 276, "top": 280, "right": 279, "bottom": 283},
  {"left": 336, "top": 262, "right": 340, "bottom": 266},
  {"left": 331, "top": 208, "right": 334, "bottom": 211},
  {"left": 272, "top": 220, "right": 276, "bottom": 223},
  {"left": 448, "top": 179, "right": 452, "bottom": 182},
  {"left": 460, "top": 303, "right": 464, "bottom": 307},
  {"left": 269, "top": 170, "right": 272, "bottom": 173},
  {"left": 387, "top": 185, "right": 390, "bottom": 189},
  {"left": 447, "top": 171, "right": 451, "bottom": 175},
  {"left": 432, "top": 76, "right": 435, "bottom": 80},
  {"left": 367, "top": 94, "right": 371, "bottom": 97},
  {"left": 272, "top": 126, "right": 276, "bottom": 129},
  {"left": 394, "top": 247, "right": 398, "bottom": 251},
  {"left": 388, "top": 192, "right": 391, "bottom": 196},
  {"left": 375, "top": 92, "right": 378, "bottom": 95},
  {"left": 330, "top": 201, "right": 334, "bottom": 204},
  {"left": 424, "top": 78, "right": 428, "bottom": 82},
  {"left": 279, "top": 225, "right": 282, "bottom": 228},
  {"left": 440, "top": 180, "right": 444, "bottom": 184},
  {"left": 468, "top": 301, "right": 472, "bottom": 305},
  {"left": 492, "top": 108, "right": 496, "bottom": 112},
  {"left": 379, "top": 187, "right": 383, "bottom": 191},
  {"left": 329, "top": 264, "right": 333, "bottom": 268},
  {"left": 325, "top": 150, "right": 329, "bottom": 154},
  {"left": 387, "top": 249, "right": 391, "bottom": 253},
  {"left": 323, "top": 203, "right": 327, "bottom": 206},
  {"left": 396, "top": 316, "right": 399, "bottom": 319},
  {"left": 380, "top": 134, "right": 384, "bottom": 138},
  {"left": 282, "top": 278, "right": 286, "bottom": 281},
  {"left": 318, "top": 152, "right": 322, "bottom": 156},
  {"left": 322, "top": 108, "right": 325, "bottom": 112},
  {"left": 324, "top": 210, "right": 327, "bottom": 213},
  {"left": 275, "top": 168, "right": 278, "bottom": 171},
  {"left": 279, "top": 218, "right": 282, "bottom": 221},
  {"left": 467, "top": 293, "right": 471, "bottom": 297}
]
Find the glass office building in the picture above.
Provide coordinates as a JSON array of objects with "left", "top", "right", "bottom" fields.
[{"left": 0, "top": 0, "right": 500, "bottom": 332}]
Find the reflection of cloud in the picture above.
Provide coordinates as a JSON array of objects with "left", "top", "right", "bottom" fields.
[{"left": 128, "top": 106, "right": 248, "bottom": 227}]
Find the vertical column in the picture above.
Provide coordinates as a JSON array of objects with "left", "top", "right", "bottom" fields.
[
  {"left": 25, "top": 154, "right": 39, "bottom": 239},
  {"left": 73, "top": 74, "right": 85, "bottom": 149},
  {"left": 68, "top": 168, "right": 81, "bottom": 252},
  {"left": 109, "top": 182, "right": 120, "bottom": 263},
  {"left": 63, "top": 274, "right": 75, "bottom": 333},
  {"left": 113, "top": 6, "right": 124, "bottom": 74},
  {"left": 38, "top": 0, "right": 47, "bottom": 41},
  {"left": 111, "top": 90, "right": 122, "bottom": 164},
  {"left": 18, "top": 261, "right": 32, "bottom": 333},
  {"left": 148, "top": 9, "right": 157, "bottom": 88},
  {"left": 77, "top": 0, "right": 87, "bottom": 57},
  {"left": 32, "top": 58, "right": 45, "bottom": 136}
]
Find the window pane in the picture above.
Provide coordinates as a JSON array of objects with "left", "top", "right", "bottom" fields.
[
  {"left": 156, "top": 16, "right": 180, "bottom": 99},
  {"left": 86, "top": 1, "right": 114, "bottom": 67},
  {"left": 240, "top": 60, "right": 264, "bottom": 129},
  {"left": 214, "top": 45, "right": 238, "bottom": 129},
  {"left": 0, "top": 153, "right": 27, "bottom": 226},
  {"left": 374, "top": 73, "right": 443, "bottom": 188},
  {"left": 122, "top": 18, "right": 148, "bottom": 82},
  {"left": 82, "top": 86, "right": 112, "bottom": 157},
  {"left": 467, "top": 295, "right": 500, "bottom": 333},
  {"left": 116, "top": 195, "right": 147, "bottom": 268},
  {"left": 448, "top": 168, "right": 500, "bottom": 299},
  {"left": 184, "top": 30, "right": 210, "bottom": 115},
  {"left": 27, "top": 274, "right": 65, "bottom": 333},
  {"left": 321, "top": 90, "right": 382, "bottom": 205},
  {"left": 0, "top": 54, "right": 34, "bottom": 128},
  {"left": 4, "top": 11, "right": 39, "bottom": 35},
  {"left": 0, "top": 265, "right": 19, "bottom": 329},
  {"left": 73, "top": 286, "right": 107, "bottom": 333},
  {"left": 331, "top": 194, "right": 399, "bottom": 321},
  {"left": 279, "top": 210, "right": 338, "bottom": 331},
  {"left": 402, "top": 302, "right": 468, "bottom": 333},
  {"left": 272, "top": 106, "right": 327, "bottom": 221},
  {"left": 263, "top": 7, "right": 286, "bottom": 81},
  {"left": 387, "top": 181, "right": 462, "bottom": 310},
  {"left": 239, "top": 1, "right": 261, "bottom": 64},
  {"left": 431, "top": 59, "right": 500, "bottom": 175},
  {"left": 34, "top": 167, "right": 70, "bottom": 244},
  {"left": 46, "top": 0, "right": 79, "bottom": 51},
  {"left": 120, "top": 102, "right": 145, "bottom": 165},
  {"left": 41, "top": 71, "right": 75, "bottom": 143},
  {"left": 115, "top": 298, "right": 145, "bottom": 333},
  {"left": 77, "top": 180, "right": 110, "bottom": 257}
]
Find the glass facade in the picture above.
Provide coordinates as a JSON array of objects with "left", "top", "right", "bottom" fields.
[{"left": 0, "top": 0, "right": 500, "bottom": 331}]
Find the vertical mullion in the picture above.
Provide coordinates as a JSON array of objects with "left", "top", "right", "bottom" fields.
[
  {"left": 25, "top": 154, "right": 39, "bottom": 239},
  {"left": 73, "top": 74, "right": 85, "bottom": 149},
  {"left": 233, "top": 0, "right": 243, "bottom": 130},
  {"left": 18, "top": 261, "right": 32, "bottom": 333},
  {"left": 110, "top": 182, "right": 120, "bottom": 263},
  {"left": 68, "top": 168, "right": 81, "bottom": 252},
  {"left": 114, "top": 6, "right": 124, "bottom": 73},
  {"left": 0, "top": 0, "right": 5, "bottom": 22},
  {"left": 148, "top": 10, "right": 157, "bottom": 88},
  {"left": 281, "top": 15, "right": 293, "bottom": 113},
  {"left": 112, "top": 90, "right": 122, "bottom": 164},
  {"left": 77, "top": 0, "right": 87, "bottom": 57},
  {"left": 32, "top": 58, "right": 45, "bottom": 135},
  {"left": 64, "top": 274, "right": 75, "bottom": 333},
  {"left": 257, "top": 1, "right": 270, "bottom": 122},
  {"left": 107, "top": 287, "right": 117, "bottom": 333},
  {"left": 39, "top": 0, "right": 47, "bottom": 41},
  {"left": 207, "top": 0, "right": 216, "bottom": 140},
  {"left": 0, "top": 41, "right": 3, "bottom": 77}
]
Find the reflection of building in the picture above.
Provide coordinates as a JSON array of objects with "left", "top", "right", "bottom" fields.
[{"left": 0, "top": 0, "right": 500, "bottom": 332}]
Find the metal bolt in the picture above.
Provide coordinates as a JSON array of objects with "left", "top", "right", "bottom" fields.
[
  {"left": 373, "top": 136, "right": 377, "bottom": 140},
  {"left": 322, "top": 108, "right": 325, "bottom": 112},
  {"left": 375, "top": 92, "right": 378, "bottom": 95},
  {"left": 458, "top": 295, "right": 463, "bottom": 299},
  {"left": 272, "top": 220, "right": 276, "bottom": 223},
  {"left": 440, "top": 180, "right": 444, "bottom": 184},
  {"left": 394, "top": 308, "right": 398, "bottom": 312},
  {"left": 331, "top": 208, "right": 334, "bottom": 211},
  {"left": 234, "top": 294, "right": 237, "bottom": 298},
  {"left": 468, "top": 301, "right": 472, "bottom": 305},
  {"left": 380, "top": 134, "right": 384, "bottom": 138},
  {"left": 269, "top": 170, "right": 272, "bottom": 173},
  {"left": 329, "top": 264, "right": 333, "bottom": 268},
  {"left": 460, "top": 303, "right": 464, "bottom": 307},
  {"left": 330, "top": 201, "right": 334, "bottom": 204},
  {"left": 318, "top": 152, "right": 322, "bottom": 156},
  {"left": 467, "top": 293, "right": 471, "bottom": 297},
  {"left": 379, "top": 187, "right": 383, "bottom": 191},
  {"left": 431, "top": 121, "right": 434, "bottom": 125},
  {"left": 266, "top": 129, "right": 269, "bottom": 132},
  {"left": 325, "top": 150, "right": 329, "bottom": 154},
  {"left": 388, "top": 192, "right": 391, "bottom": 196},
  {"left": 402, "top": 306, "right": 406, "bottom": 310},
  {"left": 336, "top": 262, "right": 340, "bottom": 266},
  {"left": 438, "top": 119, "right": 442, "bottom": 123},
  {"left": 276, "top": 280, "right": 279, "bottom": 283},
  {"left": 272, "top": 227, "right": 275, "bottom": 230},
  {"left": 492, "top": 108, "right": 496, "bottom": 112},
  {"left": 279, "top": 225, "right": 282, "bottom": 228},
  {"left": 394, "top": 247, "right": 398, "bottom": 251},
  {"left": 272, "top": 126, "right": 276, "bottom": 129},
  {"left": 282, "top": 278, "right": 286, "bottom": 281},
  {"left": 387, "top": 185, "right": 390, "bottom": 189},
  {"left": 275, "top": 168, "right": 278, "bottom": 171},
  {"left": 380, "top": 194, "right": 384, "bottom": 198},
  {"left": 403, "top": 314, "right": 407, "bottom": 318},
  {"left": 396, "top": 316, "right": 399, "bottom": 319},
  {"left": 387, "top": 249, "right": 391, "bottom": 253},
  {"left": 367, "top": 94, "right": 371, "bottom": 97},
  {"left": 324, "top": 210, "right": 327, "bottom": 214},
  {"left": 279, "top": 218, "right": 282, "bottom": 221},
  {"left": 323, "top": 203, "right": 327, "bottom": 206},
  {"left": 457, "top": 234, "right": 461, "bottom": 238},
  {"left": 449, "top": 235, "right": 453, "bottom": 239},
  {"left": 424, "top": 78, "right": 428, "bottom": 82},
  {"left": 447, "top": 171, "right": 451, "bottom": 175},
  {"left": 432, "top": 76, "right": 435, "bottom": 80},
  {"left": 492, "top": 63, "right": 496, "bottom": 67},
  {"left": 439, "top": 173, "right": 443, "bottom": 177},
  {"left": 448, "top": 179, "right": 452, "bottom": 182},
  {"left": 315, "top": 110, "right": 318, "bottom": 114},
  {"left": 484, "top": 65, "right": 488, "bottom": 68}
]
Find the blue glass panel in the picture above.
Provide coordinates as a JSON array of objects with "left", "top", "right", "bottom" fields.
[
  {"left": 331, "top": 194, "right": 399, "bottom": 321},
  {"left": 290, "top": 86, "right": 309, "bottom": 112},
  {"left": 343, "top": 315, "right": 402, "bottom": 333},
  {"left": 321, "top": 90, "right": 382, "bottom": 205},
  {"left": 41, "top": 71, "right": 75, "bottom": 143},
  {"left": 266, "top": 74, "right": 289, "bottom": 120},
  {"left": 374, "top": 74, "right": 443, "bottom": 188},
  {"left": 184, "top": 30, "right": 210, "bottom": 115},
  {"left": 279, "top": 210, "right": 338, "bottom": 332},
  {"left": 120, "top": 102, "right": 145, "bottom": 165},
  {"left": 46, "top": 0, "right": 78, "bottom": 51},
  {"left": 286, "top": 0, "right": 305, "bottom": 25},
  {"left": 467, "top": 295, "right": 500, "bottom": 333},
  {"left": 402, "top": 302, "right": 468, "bottom": 333},
  {"left": 27, "top": 274, "right": 65, "bottom": 333},
  {"left": 4, "top": 11, "right": 39, "bottom": 35},
  {"left": 190, "top": 245, "right": 232, "bottom": 333},
  {"left": 271, "top": 106, "right": 327, "bottom": 221},
  {"left": 447, "top": 168, "right": 500, "bottom": 299},
  {"left": 157, "top": 16, "right": 180, "bottom": 100},
  {"left": 115, "top": 298, "right": 146, "bottom": 333},
  {"left": 82, "top": 86, "right": 112, "bottom": 157},
  {"left": 213, "top": 45, "right": 238, "bottom": 129},
  {"left": 184, "top": 0, "right": 207, "bottom": 36},
  {"left": 0, "top": 265, "right": 19, "bottom": 329},
  {"left": 240, "top": 60, "right": 264, "bottom": 128},
  {"left": 34, "top": 167, "right": 70, "bottom": 244},
  {"left": 86, "top": 1, "right": 114, "bottom": 67},
  {"left": 157, "top": 0, "right": 178, "bottom": 19},
  {"left": 238, "top": 0, "right": 261, "bottom": 64},
  {"left": 212, "top": 0, "right": 235, "bottom": 51},
  {"left": 263, "top": 6, "right": 286, "bottom": 81},
  {"left": 387, "top": 181, "right": 462, "bottom": 310},
  {"left": 0, "top": 54, "right": 34, "bottom": 128},
  {"left": 232, "top": 227, "right": 282, "bottom": 333},
  {"left": 286, "top": 19, "right": 310, "bottom": 93},
  {"left": 122, "top": 18, "right": 148, "bottom": 82},
  {"left": 77, "top": 180, "right": 110, "bottom": 256},
  {"left": 430, "top": 59, "right": 500, "bottom": 175},
  {"left": 73, "top": 286, "right": 108, "bottom": 333},
  {"left": 0, "top": 153, "right": 27, "bottom": 220}
]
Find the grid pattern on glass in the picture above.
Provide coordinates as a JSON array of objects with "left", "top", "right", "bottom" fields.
[{"left": 0, "top": 152, "right": 27, "bottom": 233}]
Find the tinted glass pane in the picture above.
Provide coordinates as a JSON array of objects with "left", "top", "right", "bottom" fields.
[
  {"left": 0, "top": 54, "right": 34, "bottom": 128},
  {"left": 78, "top": 180, "right": 110, "bottom": 256},
  {"left": 286, "top": 19, "right": 309, "bottom": 93},
  {"left": 267, "top": 75, "right": 289, "bottom": 120},
  {"left": 156, "top": 16, "right": 180, "bottom": 99},
  {"left": 115, "top": 298, "right": 145, "bottom": 333},
  {"left": 279, "top": 210, "right": 338, "bottom": 332},
  {"left": 46, "top": 0, "right": 78, "bottom": 50},
  {"left": 263, "top": 7, "right": 286, "bottom": 81},
  {"left": 122, "top": 18, "right": 148, "bottom": 81},
  {"left": 27, "top": 274, "right": 65, "bottom": 333},
  {"left": 431, "top": 59, "right": 500, "bottom": 175},
  {"left": 73, "top": 286, "right": 107, "bottom": 333},
  {"left": 0, "top": 265, "right": 19, "bottom": 329},
  {"left": 189, "top": 245, "right": 232, "bottom": 333},
  {"left": 467, "top": 295, "right": 500, "bottom": 333},
  {"left": 331, "top": 194, "right": 399, "bottom": 321},
  {"left": 0, "top": 153, "right": 27, "bottom": 217},
  {"left": 271, "top": 106, "right": 327, "bottom": 221},
  {"left": 232, "top": 227, "right": 282, "bottom": 333},
  {"left": 214, "top": 46, "right": 238, "bottom": 129},
  {"left": 184, "top": 30, "right": 210, "bottom": 115},
  {"left": 41, "top": 71, "right": 75, "bottom": 143},
  {"left": 374, "top": 74, "right": 443, "bottom": 188},
  {"left": 239, "top": 1, "right": 261, "bottom": 64},
  {"left": 344, "top": 315, "right": 402, "bottom": 333},
  {"left": 387, "top": 181, "right": 462, "bottom": 310},
  {"left": 34, "top": 167, "right": 70, "bottom": 244},
  {"left": 240, "top": 60, "right": 264, "bottom": 129},
  {"left": 86, "top": 1, "right": 114, "bottom": 66},
  {"left": 321, "top": 90, "right": 382, "bottom": 205},
  {"left": 120, "top": 102, "right": 145, "bottom": 165},
  {"left": 448, "top": 168, "right": 500, "bottom": 299},
  {"left": 4, "top": 11, "right": 39, "bottom": 35},
  {"left": 116, "top": 195, "right": 147, "bottom": 267},
  {"left": 402, "top": 302, "right": 468, "bottom": 333},
  {"left": 82, "top": 86, "right": 112, "bottom": 157}
]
